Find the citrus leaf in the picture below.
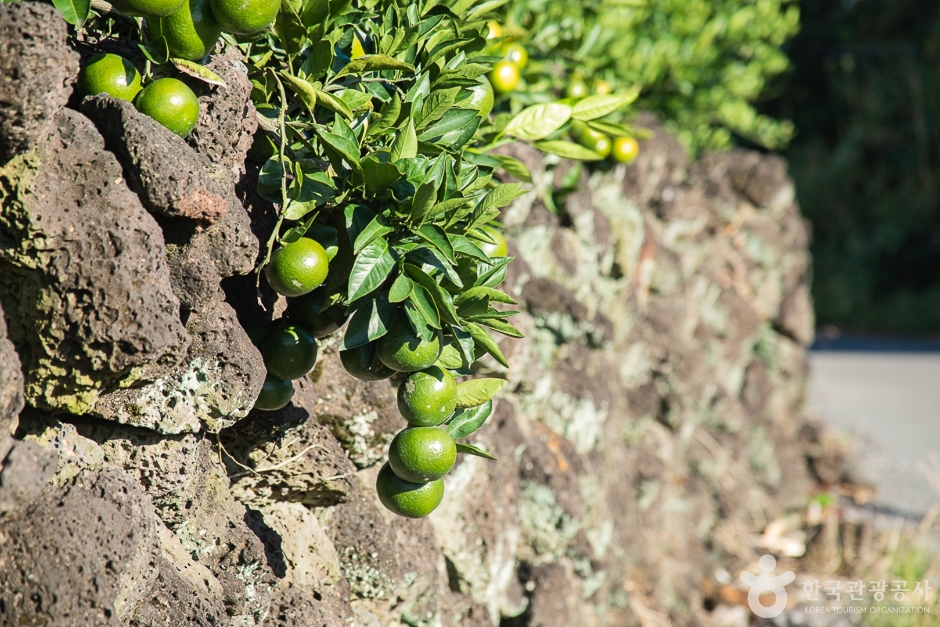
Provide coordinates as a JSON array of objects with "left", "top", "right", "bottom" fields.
[
  {"left": 474, "top": 317, "right": 524, "bottom": 338},
  {"left": 300, "top": 40, "right": 334, "bottom": 80},
  {"left": 139, "top": 38, "right": 169, "bottom": 65},
  {"left": 388, "top": 273, "right": 414, "bottom": 303},
  {"left": 533, "top": 140, "right": 604, "bottom": 161},
  {"left": 465, "top": 322, "right": 508, "bottom": 367},
  {"left": 390, "top": 118, "right": 418, "bottom": 161},
  {"left": 281, "top": 73, "right": 318, "bottom": 113},
  {"left": 353, "top": 214, "right": 394, "bottom": 254},
  {"left": 504, "top": 103, "right": 572, "bottom": 141},
  {"left": 585, "top": 120, "right": 635, "bottom": 137},
  {"left": 494, "top": 155, "right": 533, "bottom": 183},
  {"left": 455, "top": 378, "right": 504, "bottom": 408},
  {"left": 446, "top": 400, "right": 493, "bottom": 439},
  {"left": 314, "top": 88, "right": 354, "bottom": 119},
  {"left": 455, "top": 442, "right": 497, "bottom": 461},
  {"left": 410, "top": 181, "right": 438, "bottom": 222},
  {"left": 52, "top": 0, "right": 89, "bottom": 26},
  {"left": 362, "top": 154, "right": 402, "bottom": 193},
  {"left": 454, "top": 286, "right": 518, "bottom": 306},
  {"left": 570, "top": 89, "right": 640, "bottom": 121},
  {"left": 436, "top": 342, "right": 469, "bottom": 370},
  {"left": 415, "top": 225, "right": 455, "bottom": 262},
  {"left": 171, "top": 59, "right": 227, "bottom": 87},
  {"left": 404, "top": 264, "right": 459, "bottom": 325},
  {"left": 409, "top": 283, "right": 441, "bottom": 328},
  {"left": 348, "top": 237, "right": 396, "bottom": 301},
  {"left": 339, "top": 293, "right": 396, "bottom": 350},
  {"left": 336, "top": 54, "right": 415, "bottom": 77}
]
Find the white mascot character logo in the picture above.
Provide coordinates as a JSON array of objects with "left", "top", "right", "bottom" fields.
[{"left": 739, "top": 555, "right": 795, "bottom": 619}]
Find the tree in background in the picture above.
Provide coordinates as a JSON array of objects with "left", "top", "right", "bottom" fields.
[
  {"left": 496, "top": 0, "right": 800, "bottom": 152},
  {"left": 763, "top": 0, "right": 940, "bottom": 334}
]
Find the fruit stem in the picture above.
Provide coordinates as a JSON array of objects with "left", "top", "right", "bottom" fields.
[{"left": 253, "top": 69, "right": 291, "bottom": 306}]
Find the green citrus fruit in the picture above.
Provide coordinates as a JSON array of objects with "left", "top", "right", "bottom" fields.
[
  {"left": 265, "top": 238, "right": 329, "bottom": 298},
  {"left": 397, "top": 366, "right": 457, "bottom": 427},
  {"left": 573, "top": 121, "right": 612, "bottom": 158},
  {"left": 135, "top": 77, "right": 200, "bottom": 137},
  {"left": 340, "top": 343, "right": 396, "bottom": 382},
  {"left": 110, "top": 0, "right": 184, "bottom": 17},
  {"left": 77, "top": 54, "right": 142, "bottom": 102},
  {"left": 286, "top": 289, "right": 348, "bottom": 338},
  {"left": 149, "top": 0, "right": 222, "bottom": 61},
  {"left": 612, "top": 136, "right": 640, "bottom": 164},
  {"left": 209, "top": 0, "right": 280, "bottom": 35},
  {"left": 262, "top": 325, "right": 318, "bottom": 380},
  {"left": 594, "top": 79, "right": 612, "bottom": 95},
  {"left": 477, "top": 224, "right": 508, "bottom": 258},
  {"left": 566, "top": 79, "right": 589, "bottom": 99},
  {"left": 377, "top": 316, "right": 442, "bottom": 372},
  {"left": 485, "top": 20, "right": 502, "bottom": 39},
  {"left": 388, "top": 427, "right": 457, "bottom": 483},
  {"left": 467, "top": 76, "right": 494, "bottom": 119},
  {"left": 502, "top": 42, "right": 529, "bottom": 69},
  {"left": 376, "top": 462, "right": 444, "bottom": 518},
  {"left": 254, "top": 374, "right": 293, "bottom": 410},
  {"left": 489, "top": 61, "right": 520, "bottom": 94}
]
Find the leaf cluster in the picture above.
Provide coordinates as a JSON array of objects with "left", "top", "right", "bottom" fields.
[{"left": 240, "top": 0, "right": 526, "bottom": 376}]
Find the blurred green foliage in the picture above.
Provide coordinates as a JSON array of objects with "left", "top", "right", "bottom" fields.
[
  {"left": 498, "top": 0, "right": 800, "bottom": 152},
  {"left": 762, "top": 0, "right": 940, "bottom": 334}
]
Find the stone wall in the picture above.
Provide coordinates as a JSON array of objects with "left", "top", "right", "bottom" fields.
[{"left": 0, "top": 4, "right": 818, "bottom": 626}]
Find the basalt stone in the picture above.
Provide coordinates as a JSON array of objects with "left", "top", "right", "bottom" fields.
[
  {"left": 0, "top": 2, "right": 79, "bottom": 164},
  {"left": 0, "top": 108, "right": 189, "bottom": 415},
  {"left": 81, "top": 94, "right": 240, "bottom": 223}
]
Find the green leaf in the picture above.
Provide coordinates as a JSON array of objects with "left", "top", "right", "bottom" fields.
[
  {"left": 52, "top": 0, "right": 89, "bottom": 26},
  {"left": 300, "top": 40, "right": 334, "bottom": 80},
  {"left": 410, "top": 181, "right": 438, "bottom": 222},
  {"left": 415, "top": 225, "right": 455, "bottom": 262},
  {"left": 390, "top": 118, "right": 418, "bottom": 161},
  {"left": 404, "top": 264, "right": 459, "bottom": 325},
  {"left": 504, "top": 103, "right": 572, "bottom": 141},
  {"left": 455, "top": 378, "right": 505, "bottom": 408},
  {"left": 455, "top": 286, "right": 518, "bottom": 306},
  {"left": 336, "top": 88, "right": 375, "bottom": 112},
  {"left": 348, "top": 237, "right": 396, "bottom": 301},
  {"left": 417, "top": 109, "right": 479, "bottom": 142},
  {"left": 281, "top": 73, "right": 318, "bottom": 113},
  {"left": 362, "top": 154, "right": 403, "bottom": 193},
  {"left": 533, "top": 140, "right": 604, "bottom": 161},
  {"left": 353, "top": 214, "right": 394, "bottom": 254},
  {"left": 345, "top": 204, "right": 373, "bottom": 247},
  {"left": 275, "top": 0, "right": 307, "bottom": 57},
  {"left": 493, "top": 155, "right": 532, "bottom": 183},
  {"left": 436, "top": 342, "right": 469, "bottom": 370},
  {"left": 389, "top": 273, "right": 414, "bottom": 302},
  {"left": 476, "top": 257, "right": 511, "bottom": 288},
  {"left": 415, "top": 88, "right": 459, "bottom": 130},
  {"left": 336, "top": 54, "right": 415, "bottom": 77},
  {"left": 446, "top": 400, "right": 493, "bottom": 439},
  {"left": 139, "top": 38, "right": 169, "bottom": 65},
  {"left": 465, "top": 322, "right": 508, "bottom": 367},
  {"left": 315, "top": 89, "right": 354, "bottom": 119},
  {"left": 450, "top": 235, "right": 489, "bottom": 261},
  {"left": 585, "top": 120, "right": 635, "bottom": 138},
  {"left": 409, "top": 284, "right": 441, "bottom": 327},
  {"left": 570, "top": 90, "right": 640, "bottom": 121},
  {"left": 475, "top": 317, "right": 524, "bottom": 338},
  {"left": 455, "top": 442, "right": 497, "bottom": 461},
  {"left": 368, "top": 93, "right": 402, "bottom": 137},
  {"left": 171, "top": 59, "right": 227, "bottom": 87},
  {"left": 339, "top": 293, "right": 397, "bottom": 350},
  {"left": 284, "top": 172, "right": 336, "bottom": 219},
  {"left": 318, "top": 130, "right": 362, "bottom": 170}
]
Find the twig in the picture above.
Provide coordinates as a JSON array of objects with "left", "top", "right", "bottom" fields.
[{"left": 227, "top": 443, "right": 332, "bottom": 480}]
